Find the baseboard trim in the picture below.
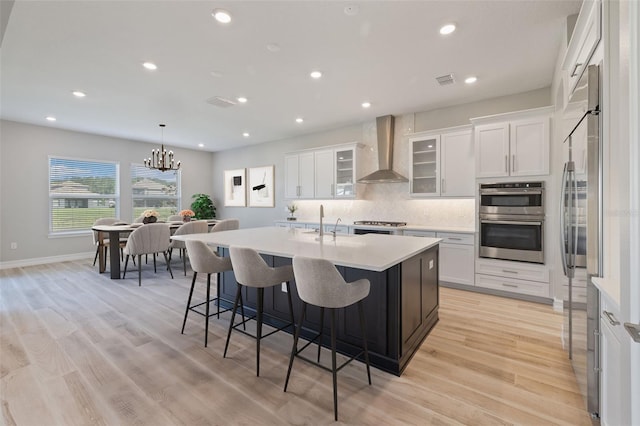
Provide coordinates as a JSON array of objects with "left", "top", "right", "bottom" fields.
[
  {"left": 0, "top": 252, "right": 93, "bottom": 270},
  {"left": 441, "top": 281, "right": 554, "bottom": 305}
]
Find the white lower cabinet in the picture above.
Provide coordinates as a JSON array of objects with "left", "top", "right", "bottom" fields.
[
  {"left": 403, "top": 230, "right": 474, "bottom": 286},
  {"left": 475, "top": 258, "right": 550, "bottom": 298},
  {"left": 274, "top": 221, "right": 306, "bottom": 229},
  {"left": 600, "top": 292, "right": 627, "bottom": 426}
]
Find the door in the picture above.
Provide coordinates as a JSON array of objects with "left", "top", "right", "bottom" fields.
[
  {"left": 440, "top": 129, "right": 474, "bottom": 196},
  {"left": 474, "top": 123, "right": 510, "bottom": 177},
  {"left": 334, "top": 147, "right": 355, "bottom": 198}
]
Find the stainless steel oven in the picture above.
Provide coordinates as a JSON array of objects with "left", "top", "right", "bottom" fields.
[{"left": 479, "top": 182, "right": 545, "bottom": 264}]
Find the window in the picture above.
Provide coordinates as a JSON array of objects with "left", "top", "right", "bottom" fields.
[
  {"left": 130, "top": 164, "right": 180, "bottom": 221},
  {"left": 49, "top": 156, "right": 120, "bottom": 234}
]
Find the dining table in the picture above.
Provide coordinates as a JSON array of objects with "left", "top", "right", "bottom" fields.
[{"left": 92, "top": 219, "right": 219, "bottom": 279}]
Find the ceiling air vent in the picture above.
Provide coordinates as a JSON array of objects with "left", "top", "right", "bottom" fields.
[
  {"left": 436, "top": 74, "right": 455, "bottom": 86},
  {"left": 206, "top": 96, "right": 236, "bottom": 108}
]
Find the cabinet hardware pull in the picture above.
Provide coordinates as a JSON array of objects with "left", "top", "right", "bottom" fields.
[
  {"left": 448, "top": 237, "right": 462, "bottom": 241},
  {"left": 441, "top": 178, "right": 445, "bottom": 193},
  {"left": 502, "top": 283, "right": 518, "bottom": 288},
  {"left": 603, "top": 310, "right": 620, "bottom": 326},
  {"left": 505, "top": 155, "right": 508, "bottom": 172},
  {"left": 571, "top": 62, "right": 583, "bottom": 77},
  {"left": 501, "top": 269, "right": 519, "bottom": 274},
  {"left": 331, "top": 183, "right": 334, "bottom": 197},
  {"left": 512, "top": 154, "right": 516, "bottom": 172},
  {"left": 297, "top": 185, "right": 301, "bottom": 197}
]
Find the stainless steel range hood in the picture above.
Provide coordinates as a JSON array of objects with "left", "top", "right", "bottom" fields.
[{"left": 357, "top": 115, "right": 408, "bottom": 183}]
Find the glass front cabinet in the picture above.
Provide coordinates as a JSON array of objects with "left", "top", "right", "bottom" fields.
[
  {"left": 334, "top": 147, "right": 355, "bottom": 198},
  {"left": 410, "top": 135, "right": 440, "bottom": 196}
]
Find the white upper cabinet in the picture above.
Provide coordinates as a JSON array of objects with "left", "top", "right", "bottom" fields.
[
  {"left": 473, "top": 107, "right": 552, "bottom": 178},
  {"left": 285, "top": 143, "right": 360, "bottom": 200},
  {"left": 441, "top": 129, "right": 475, "bottom": 196},
  {"left": 284, "top": 151, "right": 315, "bottom": 199},
  {"left": 409, "top": 126, "right": 474, "bottom": 197}
]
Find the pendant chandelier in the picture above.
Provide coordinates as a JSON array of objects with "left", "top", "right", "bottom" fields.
[{"left": 144, "top": 124, "right": 181, "bottom": 172}]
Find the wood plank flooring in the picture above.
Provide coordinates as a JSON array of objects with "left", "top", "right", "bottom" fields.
[{"left": 1, "top": 259, "right": 591, "bottom": 425}]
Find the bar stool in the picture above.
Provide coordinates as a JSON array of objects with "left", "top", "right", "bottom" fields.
[
  {"left": 285, "top": 255, "right": 372, "bottom": 421},
  {"left": 224, "top": 246, "right": 295, "bottom": 377},
  {"left": 169, "top": 220, "right": 209, "bottom": 275},
  {"left": 181, "top": 240, "right": 242, "bottom": 347}
]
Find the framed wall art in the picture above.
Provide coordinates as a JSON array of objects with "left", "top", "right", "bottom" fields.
[
  {"left": 248, "top": 165, "right": 274, "bottom": 207},
  {"left": 224, "top": 168, "right": 246, "bottom": 207}
]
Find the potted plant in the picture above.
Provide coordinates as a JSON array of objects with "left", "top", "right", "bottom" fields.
[
  {"left": 286, "top": 203, "right": 298, "bottom": 221},
  {"left": 142, "top": 209, "right": 159, "bottom": 224},
  {"left": 190, "top": 193, "right": 216, "bottom": 219},
  {"left": 179, "top": 209, "right": 195, "bottom": 222}
]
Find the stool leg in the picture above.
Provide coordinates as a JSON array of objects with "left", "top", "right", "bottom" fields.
[
  {"left": 181, "top": 272, "right": 197, "bottom": 334},
  {"left": 205, "top": 273, "right": 211, "bottom": 347},
  {"left": 239, "top": 289, "right": 246, "bottom": 331},
  {"left": 122, "top": 255, "right": 130, "bottom": 279},
  {"left": 137, "top": 255, "right": 142, "bottom": 286},
  {"left": 330, "top": 308, "right": 338, "bottom": 421},
  {"left": 153, "top": 253, "right": 157, "bottom": 273},
  {"left": 182, "top": 248, "right": 187, "bottom": 276},
  {"left": 284, "top": 302, "right": 307, "bottom": 392},
  {"left": 317, "top": 307, "right": 324, "bottom": 362},
  {"left": 216, "top": 272, "right": 221, "bottom": 319},
  {"left": 223, "top": 284, "right": 243, "bottom": 358},
  {"left": 358, "top": 300, "right": 372, "bottom": 385},
  {"left": 164, "top": 252, "right": 174, "bottom": 279},
  {"left": 256, "top": 287, "right": 264, "bottom": 377},
  {"left": 286, "top": 282, "right": 295, "bottom": 328}
]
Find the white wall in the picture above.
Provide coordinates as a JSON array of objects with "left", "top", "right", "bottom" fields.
[{"left": 0, "top": 120, "right": 214, "bottom": 263}]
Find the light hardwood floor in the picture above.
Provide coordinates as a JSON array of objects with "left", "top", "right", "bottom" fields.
[{"left": 1, "top": 259, "right": 591, "bottom": 425}]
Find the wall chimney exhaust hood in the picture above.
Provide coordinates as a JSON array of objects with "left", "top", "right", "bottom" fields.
[{"left": 357, "top": 115, "right": 408, "bottom": 183}]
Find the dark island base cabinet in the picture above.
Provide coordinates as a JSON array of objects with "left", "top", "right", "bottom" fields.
[{"left": 218, "top": 245, "right": 439, "bottom": 376}]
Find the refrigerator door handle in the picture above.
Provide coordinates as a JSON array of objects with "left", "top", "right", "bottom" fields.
[{"left": 560, "top": 162, "right": 571, "bottom": 277}]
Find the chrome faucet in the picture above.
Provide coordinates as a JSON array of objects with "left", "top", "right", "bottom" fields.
[
  {"left": 319, "top": 204, "right": 324, "bottom": 238},
  {"left": 332, "top": 218, "right": 342, "bottom": 240}
]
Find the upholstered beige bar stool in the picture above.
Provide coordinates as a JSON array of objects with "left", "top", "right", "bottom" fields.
[
  {"left": 182, "top": 240, "right": 241, "bottom": 347},
  {"left": 285, "top": 255, "right": 372, "bottom": 421},
  {"left": 224, "top": 246, "right": 295, "bottom": 377},
  {"left": 122, "top": 223, "right": 173, "bottom": 286}
]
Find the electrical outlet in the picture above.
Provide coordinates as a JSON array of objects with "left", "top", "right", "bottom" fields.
[
  {"left": 281, "top": 282, "right": 288, "bottom": 293},
  {"left": 10, "top": 242, "right": 17, "bottom": 250}
]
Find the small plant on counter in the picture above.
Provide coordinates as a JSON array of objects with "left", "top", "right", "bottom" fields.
[
  {"left": 286, "top": 203, "right": 298, "bottom": 220},
  {"left": 190, "top": 193, "right": 216, "bottom": 219}
]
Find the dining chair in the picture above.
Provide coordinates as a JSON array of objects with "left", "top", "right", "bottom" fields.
[
  {"left": 182, "top": 240, "right": 239, "bottom": 347},
  {"left": 167, "top": 214, "right": 183, "bottom": 222},
  {"left": 122, "top": 223, "right": 173, "bottom": 285},
  {"left": 210, "top": 219, "right": 240, "bottom": 232},
  {"left": 285, "top": 255, "right": 372, "bottom": 421},
  {"left": 92, "top": 217, "right": 126, "bottom": 267},
  {"left": 224, "top": 246, "right": 295, "bottom": 376},
  {"left": 169, "top": 220, "right": 209, "bottom": 275}
]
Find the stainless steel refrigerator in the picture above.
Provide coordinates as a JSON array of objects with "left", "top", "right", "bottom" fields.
[{"left": 560, "top": 63, "right": 602, "bottom": 420}]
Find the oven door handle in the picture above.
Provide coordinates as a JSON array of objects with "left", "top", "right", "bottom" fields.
[
  {"left": 480, "top": 219, "right": 543, "bottom": 226},
  {"left": 479, "top": 190, "right": 543, "bottom": 196}
]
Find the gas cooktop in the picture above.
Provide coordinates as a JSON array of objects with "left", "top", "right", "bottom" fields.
[{"left": 353, "top": 220, "right": 407, "bottom": 227}]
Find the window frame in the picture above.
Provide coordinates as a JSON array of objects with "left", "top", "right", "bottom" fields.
[{"left": 48, "top": 155, "right": 120, "bottom": 236}]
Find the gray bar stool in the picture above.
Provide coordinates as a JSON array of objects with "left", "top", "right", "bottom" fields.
[
  {"left": 224, "top": 246, "right": 295, "bottom": 377},
  {"left": 182, "top": 240, "right": 243, "bottom": 347},
  {"left": 285, "top": 255, "right": 372, "bottom": 421}
]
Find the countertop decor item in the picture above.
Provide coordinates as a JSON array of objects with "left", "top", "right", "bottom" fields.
[
  {"left": 190, "top": 194, "right": 216, "bottom": 219},
  {"left": 286, "top": 203, "right": 298, "bottom": 220},
  {"left": 143, "top": 124, "right": 181, "bottom": 172},
  {"left": 142, "top": 209, "right": 159, "bottom": 224},
  {"left": 179, "top": 209, "right": 195, "bottom": 222}
]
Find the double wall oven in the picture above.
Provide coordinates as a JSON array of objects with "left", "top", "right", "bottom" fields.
[{"left": 479, "top": 182, "right": 545, "bottom": 264}]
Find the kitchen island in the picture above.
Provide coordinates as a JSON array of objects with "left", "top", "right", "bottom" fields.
[{"left": 172, "top": 227, "right": 440, "bottom": 376}]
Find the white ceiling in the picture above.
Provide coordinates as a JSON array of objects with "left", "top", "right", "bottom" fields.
[{"left": 0, "top": 0, "right": 581, "bottom": 152}]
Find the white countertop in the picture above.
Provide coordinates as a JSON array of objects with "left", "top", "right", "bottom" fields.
[{"left": 172, "top": 226, "right": 441, "bottom": 272}]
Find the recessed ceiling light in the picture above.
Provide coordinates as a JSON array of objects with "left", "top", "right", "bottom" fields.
[
  {"left": 344, "top": 5, "right": 359, "bottom": 16},
  {"left": 439, "top": 24, "right": 456, "bottom": 35},
  {"left": 242, "top": 132, "right": 250, "bottom": 137},
  {"left": 465, "top": 76, "right": 478, "bottom": 84},
  {"left": 295, "top": 117, "right": 304, "bottom": 123},
  {"left": 198, "top": 143, "right": 204, "bottom": 148},
  {"left": 46, "top": 116, "right": 56, "bottom": 122},
  {"left": 142, "top": 62, "right": 157, "bottom": 70},
  {"left": 310, "top": 70, "right": 322, "bottom": 79},
  {"left": 237, "top": 97, "right": 248, "bottom": 103},
  {"left": 72, "top": 91, "right": 86, "bottom": 98},
  {"left": 361, "top": 101, "right": 371, "bottom": 108},
  {"left": 212, "top": 9, "right": 231, "bottom": 24}
]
